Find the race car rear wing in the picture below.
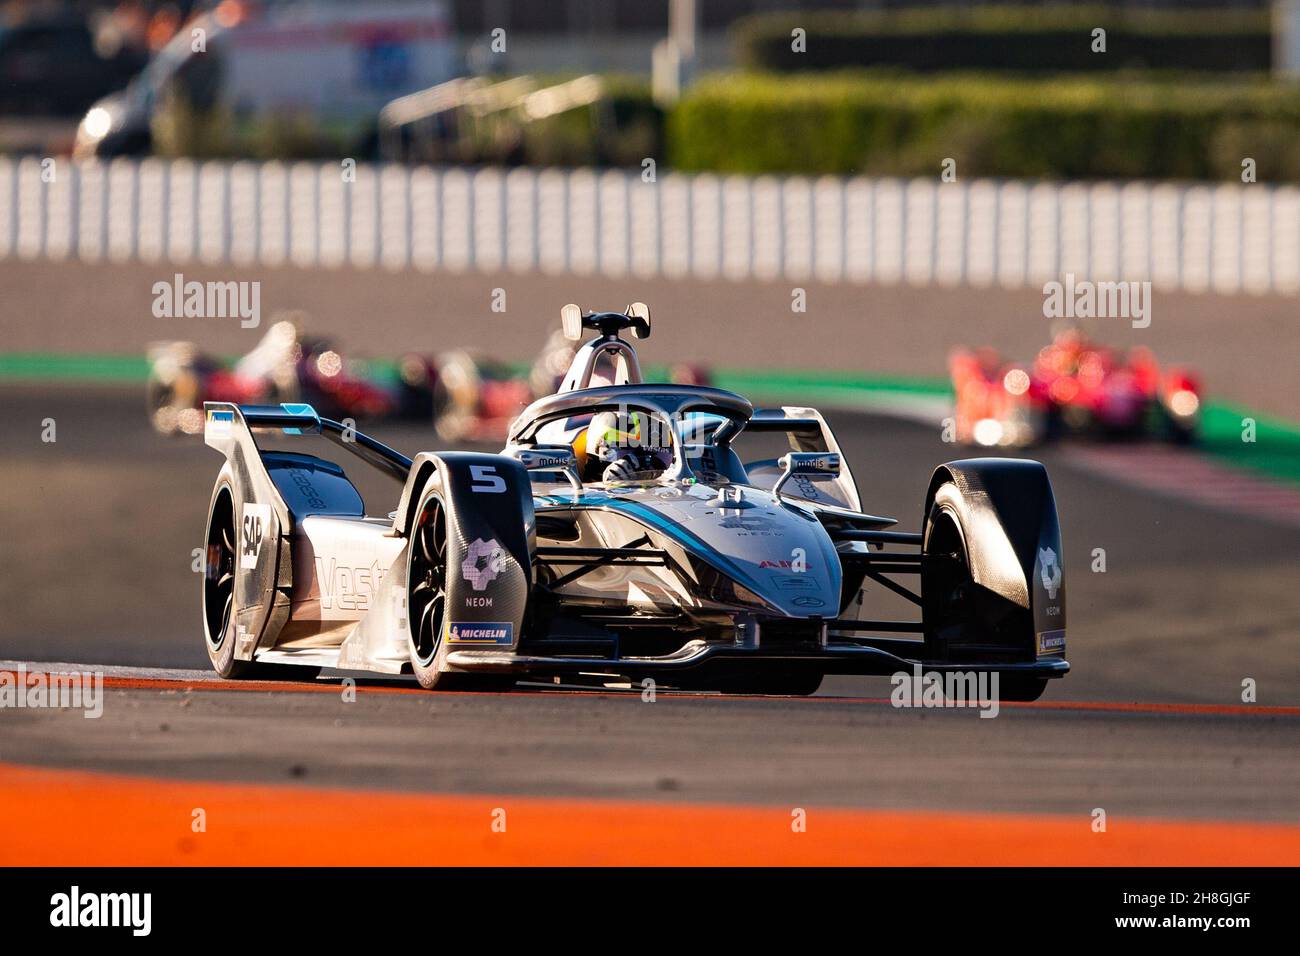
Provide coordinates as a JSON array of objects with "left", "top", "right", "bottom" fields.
[
  {"left": 204, "top": 402, "right": 413, "bottom": 483},
  {"left": 737, "top": 406, "right": 862, "bottom": 513}
]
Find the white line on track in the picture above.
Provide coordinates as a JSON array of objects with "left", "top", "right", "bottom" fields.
[{"left": 1063, "top": 444, "right": 1300, "bottom": 528}]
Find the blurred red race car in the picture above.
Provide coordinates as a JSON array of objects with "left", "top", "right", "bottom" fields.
[
  {"left": 949, "top": 328, "right": 1201, "bottom": 448},
  {"left": 147, "top": 316, "right": 439, "bottom": 436}
]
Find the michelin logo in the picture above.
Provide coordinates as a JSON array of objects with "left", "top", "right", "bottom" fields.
[
  {"left": 447, "top": 622, "right": 513, "bottom": 646},
  {"left": 1037, "top": 629, "right": 1066, "bottom": 655}
]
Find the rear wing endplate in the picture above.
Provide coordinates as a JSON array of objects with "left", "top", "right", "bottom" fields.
[
  {"left": 740, "top": 406, "right": 862, "bottom": 513},
  {"left": 205, "top": 402, "right": 413, "bottom": 484}
]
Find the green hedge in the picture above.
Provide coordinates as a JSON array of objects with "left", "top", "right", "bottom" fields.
[
  {"left": 667, "top": 72, "right": 1300, "bottom": 181},
  {"left": 734, "top": 6, "right": 1271, "bottom": 73}
]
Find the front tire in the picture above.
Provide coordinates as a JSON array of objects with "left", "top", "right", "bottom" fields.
[
  {"left": 998, "top": 675, "right": 1049, "bottom": 702},
  {"left": 407, "top": 490, "right": 453, "bottom": 689},
  {"left": 922, "top": 482, "right": 1037, "bottom": 665},
  {"left": 922, "top": 493, "right": 973, "bottom": 661}
]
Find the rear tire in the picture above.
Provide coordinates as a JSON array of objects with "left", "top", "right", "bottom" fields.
[{"left": 203, "top": 483, "right": 320, "bottom": 681}]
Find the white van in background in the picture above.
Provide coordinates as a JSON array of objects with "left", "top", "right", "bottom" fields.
[{"left": 75, "top": 0, "right": 458, "bottom": 158}]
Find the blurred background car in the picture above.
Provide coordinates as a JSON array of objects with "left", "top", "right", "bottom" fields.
[
  {"left": 950, "top": 327, "right": 1202, "bottom": 448},
  {"left": 0, "top": 8, "right": 146, "bottom": 116},
  {"left": 74, "top": 0, "right": 458, "bottom": 158},
  {"left": 150, "top": 320, "right": 713, "bottom": 442},
  {"left": 146, "top": 315, "right": 439, "bottom": 435}
]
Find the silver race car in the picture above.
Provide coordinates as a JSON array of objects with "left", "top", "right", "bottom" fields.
[{"left": 201, "top": 304, "right": 1069, "bottom": 699}]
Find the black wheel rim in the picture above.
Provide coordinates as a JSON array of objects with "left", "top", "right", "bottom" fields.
[
  {"left": 204, "top": 490, "right": 236, "bottom": 649},
  {"left": 924, "top": 510, "right": 971, "bottom": 652},
  {"left": 409, "top": 495, "right": 448, "bottom": 666}
]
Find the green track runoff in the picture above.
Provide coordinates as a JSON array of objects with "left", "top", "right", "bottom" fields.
[{"left": 3, "top": 352, "right": 1297, "bottom": 488}]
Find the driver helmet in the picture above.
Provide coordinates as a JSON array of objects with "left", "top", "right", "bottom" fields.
[{"left": 583, "top": 409, "right": 670, "bottom": 481}]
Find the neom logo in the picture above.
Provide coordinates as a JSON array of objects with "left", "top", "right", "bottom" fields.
[{"left": 49, "top": 886, "right": 151, "bottom": 936}]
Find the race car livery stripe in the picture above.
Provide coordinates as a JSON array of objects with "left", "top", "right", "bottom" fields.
[
  {"left": 1, "top": 761, "right": 1297, "bottom": 866},
  {"left": 593, "top": 497, "right": 784, "bottom": 601}
]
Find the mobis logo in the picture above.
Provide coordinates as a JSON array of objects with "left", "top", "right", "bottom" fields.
[{"left": 50, "top": 886, "right": 151, "bottom": 936}]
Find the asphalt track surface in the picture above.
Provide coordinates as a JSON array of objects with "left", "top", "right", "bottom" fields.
[{"left": 1, "top": 381, "right": 1298, "bottom": 862}]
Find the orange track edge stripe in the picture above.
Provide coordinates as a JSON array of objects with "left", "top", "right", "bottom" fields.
[
  {"left": 0, "top": 762, "right": 1297, "bottom": 867},
  {"left": 78, "top": 674, "right": 1300, "bottom": 716}
]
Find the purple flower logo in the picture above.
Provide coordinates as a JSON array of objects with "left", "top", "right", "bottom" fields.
[{"left": 462, "top": 538, "right": 505, "bottom": 591}]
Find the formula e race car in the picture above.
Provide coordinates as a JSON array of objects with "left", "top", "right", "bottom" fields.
[
  {"left": 148, "top": 317, "right": 439, "bottom": 436},
  {"left": 201, "top": 304, "right": 1069, "bottom": 699},
  {"left": 949, "top": 328, "right": 1201, "bottom": 448}
]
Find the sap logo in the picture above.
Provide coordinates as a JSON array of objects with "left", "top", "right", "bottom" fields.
[
  {"left": 240, "top": 503, "right": 271, "bottom": 569},
  {"left": 316, "top": 558, "right": 386, "bottom": 611}
]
